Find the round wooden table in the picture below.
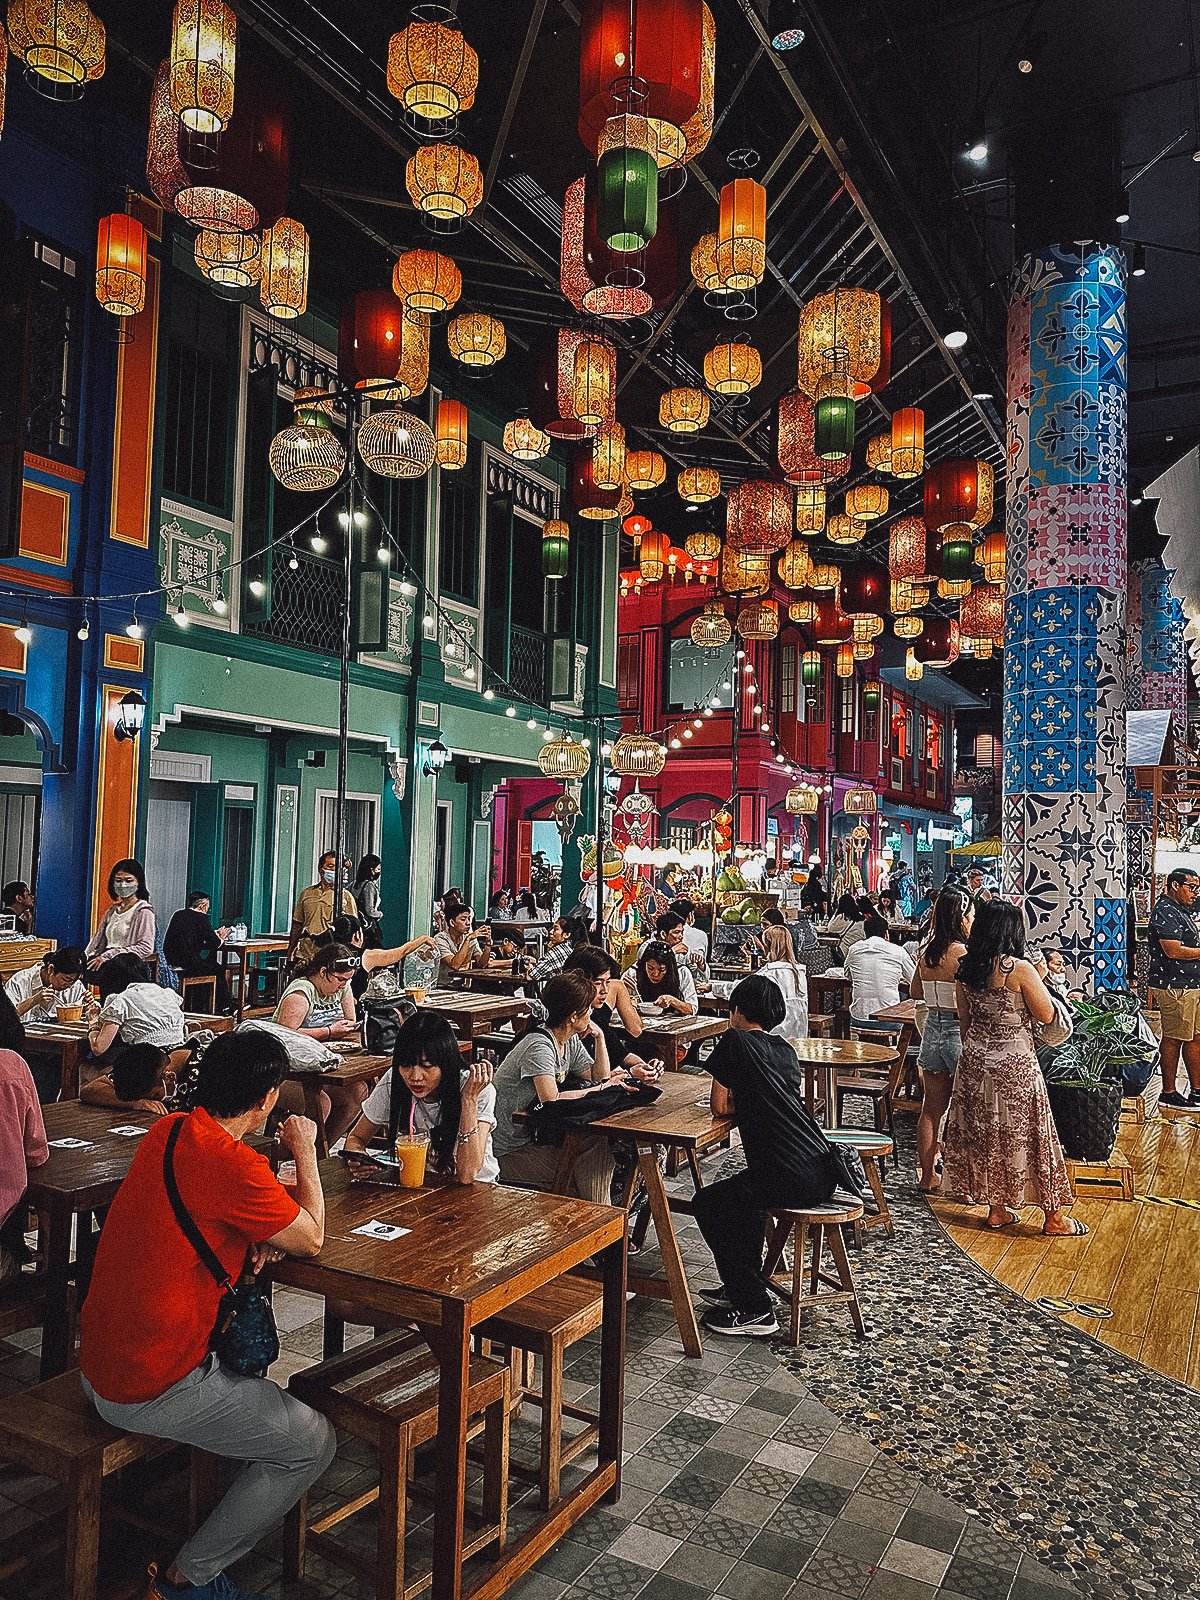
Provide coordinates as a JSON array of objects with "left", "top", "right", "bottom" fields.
[{"left": 786, "top": 1037, "right": 899, "bottom": 1130}]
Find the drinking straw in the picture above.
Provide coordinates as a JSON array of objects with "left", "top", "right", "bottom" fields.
[{"left": 409, "top": 1100, "right": 416, "bottom": 1141}]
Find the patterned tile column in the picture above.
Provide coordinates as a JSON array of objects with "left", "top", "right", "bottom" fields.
[{"left": 1003, "top": 243, "right": 1127, "bottom": 990}]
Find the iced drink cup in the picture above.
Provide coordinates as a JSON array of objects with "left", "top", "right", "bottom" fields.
[{"left": 395, "top": 1133, "right": 429, "bottom": 1187}]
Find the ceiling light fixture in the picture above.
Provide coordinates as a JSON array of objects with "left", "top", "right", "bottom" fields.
[
  {"left": 1131, "top": 242, "right": 1147, "bottom": 277},
  {"left": 768, "top": 0, "right": 805, "bottom": 50},
  {"left": 965, "top": 113, "right": 988, "bottom": 164},
  {"left": 1115, "top": 189, "right": 1130, "bottom": 225}
]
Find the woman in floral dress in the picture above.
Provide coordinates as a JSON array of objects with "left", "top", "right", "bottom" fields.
[{"left": 942, "top": 900, "right": 1083, "bottom": 1236}]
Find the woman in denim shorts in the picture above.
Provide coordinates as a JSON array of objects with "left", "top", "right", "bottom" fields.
[{"left": 910, "top": 888, "right": 974, "bottom": 1193}]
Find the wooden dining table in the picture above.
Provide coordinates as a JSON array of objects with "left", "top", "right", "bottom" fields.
[
  {"left": 633, "top": 1012, "right": 728, "bottom": 1071},
  {"left": 218, "top": 935, "right": 290, "bottom": 1018},
  {"left": 785, "top": 1036, "right": 900, "bottom": 1130},
  {"left": 417, "top": 989, "right": 529, "bottom": 1043},
  {"left": 285, "top": 1049, "right": 391, "bottom": 1157},
  {"left": 869, "top": 998, "right": 922, "bottom": 1107},
  {"left": 24, "top": 1011, "right": 235, "bottom": 1100},
  {"left": 273, "top": 1162, "right": 626, "bottom": 1600}
]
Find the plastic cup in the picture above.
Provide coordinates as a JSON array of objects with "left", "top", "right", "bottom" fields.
[
  {"left": 408, "top": 987, "right": 427, "bottom": 1006},
  {"left": 394, "top": 1134, "right": 429, "bottom": 1188},
  {"left": 56, "top": 1005, "right": 83, "bottom": 1023}
]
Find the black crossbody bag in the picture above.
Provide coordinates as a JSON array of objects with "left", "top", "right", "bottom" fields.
[{"left": 162, "top": 1117, "right": 280, "bottom": 1377}]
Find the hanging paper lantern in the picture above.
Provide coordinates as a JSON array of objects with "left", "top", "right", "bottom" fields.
[
  {"left": 639, "top": 528, "right": 669, "bottom": 582},
  {"left": 845, "top": 484, "right": 888, "bottom": 521},
  {"left": 776, "top": 391, "right": 849, "bottom": 485},
  {"left": 503, "top": 417, "right": 550, "bottom": 461},
  {"left": 577, "top": 0, "right": 704, "bottom": 156},
  {"left": 572, "top": 336, "right": 616, "bottom": 428},
  {"left": 894, "top": 613, "right": 924, "bottom": 639},
  {"left": 357, "top": 408, "right": 437, "bottom": 479},
  {"left": 685, "top": 529, "right": 721, "bottom": 561},
  {"left": 792, "top": 485, "right": 825, "bottom": 535},
  {"left": 170, "top": 54, "right": 289, "bottom": 234},
  {"left": 978, "top": 529, "right": 1006, "bottom": 585},
  {"left": 796, "top": 287, "right": 890, "bottom": 399},
  {"left": 704, "top": 340, "right": 761, "bottom": 396},
  {"left": 259, "top": 217, "right": 308, "bottom": 319},
  {"left": 660, "top": 387, "right": 709, "bottom": 433},
  {"left": 813, "top": 595, "right": 852, "bottom": 645},
  {"left": 434, "top": 400, "right": 468, "bottom": 470},
  {"left": 394, "top": 311, "right": 430, "bottom": 402},
  {"left": 737, "top": 597, "right": 780, "bottom": 640},
  {"left": 168, "top": 0, "right": 235, "bottom": 132},
  {"left": 386, "top": 20, "right": 478, "bottom": 120},
  {"left": 786, "top": 785, "right": 819, "bottom": 814},
  {"left": 865, "top": 432, "right": 892, "bottom": 471},
  {"left": 146, "top": 61, "right": 189, "bottom": 210},
  {"left": 405, "top": 144, "right": 483, "bottom": 221},
  {"left": 960, "top": 583, "right": 1004, "bottom": 642},
  {"left": 574, "top": 452, "right": 623, "bottom": 520},
  {"left": 539, "top": 733, "right": 592, "bottom": 779},
  {"left": 563, "top": 171, "right": 679, "bottom": 318},
  {"left": 532, "top": 328, "right": 601, "bottom": 441},
  {"left": 338, "top": 290, "right": 406, "bottom": 389},
  {"left": 691, "top": 231, "right": 731, "bottom": 295},
  {"left": 611, "top": 732, "right": 668, "bottom": 777},
  {"left": 844, "top": 785, "right": 878, "bottom": 814},
  {"left": 906, "top": 648, "right": 924, "bottom": 680},
  {"left": 676, "top": 2, "right": 716, "bottom": 161},
  {"left": 827, "top": 512, "right": 865, "bottom": 546},
  {"left": 777, "top": 540, "right": 813, "bottom": 590},
  {"left": 836, "top": 641, "right": 855, "bottom": 678},
  {"left": 726, "top": 479, "right": 791, "bottom": 553},
  {"left": 446, "top": 311, "right": 505, "bottom": 369},
  {"left": 626, "top": 450, "right": 666, "bottom": 491},
  {"left": 914, "top": 617, "right": 960, "bottom": 669},
  {"left": 592, "top": 422, "right": 626, "bottom": 491},
  {"left": 721, "top": 545, "right": 770, "bottom": 597},
  {"left": 863, "top": 678, "right": 882, "bottom": 713},
  {"left": 789, "top": 599, "right": 818, "bottom": 624},
  {"left": 939, "top": 532, "right": 975, "bottom": 598},
  {"left": 393, "top": 249, "right": 462, "bottom": 316},
  {"left": 8, "top": 0, "right": 104, "bottom": 94},
  {"left": 888, "top": 515, "right": 927, "bottom": 582},
  {"left": 801, "top": 650, "right": 822, "bottom": 687},
  {"left": 194, "top": 225, "right": 260, "bottom": 287},
  {"left": 95, "top": 213, "right": 147, "bottom": 317},
  {"left": 717, "top": 178, "right": 766, "bottom": 289},
  {"left": 852, "top": 615, "right": 883, "bottom": 644},
  {"left": 890, "top": 578, "right": 916, "bottom": 613},
  {"left": 678, "top": 465, "right": 720, "bottom": 503},
  {"left": 923, "top": 457, "right": 992, "bottom": 534},
  {"left": 270, "top": 401, "right": 345, "bottom": 492},
  {"left": 542, "top": 520, "right": 570, "bottom": 580},
  {"left": 596, "top": 115, "right": 659, "bottom": 252},
  {"left": 890, "top": 407, "right": 925, "bottom": 479},
  {"left": 808, "top": 564, "right": 838, "bottom": 593},
  {"left": 852, "top": 639, "right": 875, "bottom": 661},
  {"left": 624, "top": 511, "right": 652, "bottom": 544},
  {"left": 814, "top": 394, "right": 855, "bottom": 460},
  {"left": 841, "top": 560, "right": 887, "bottom": 620},
  {"left": 690, "top": 601, "right": 732, "bottom": 649}
]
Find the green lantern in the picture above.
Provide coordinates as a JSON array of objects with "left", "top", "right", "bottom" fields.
[
  {"left": 942, "top": 538, "right": 974, "bottom": 581},
  {"left": 542, "top": 519, "right": 570, "bottom": 580},
  {"left": 863, "top": 678, "right": 882, "bottom": 713},
  {"left": 814, "top": 394, "right": 855, "bottom": 459},
  {"left": 597, "top": 144, "right": 658, "bottom": 253},
  {"left": 801, "top": 649, "right": 822, "bottom": 688}
]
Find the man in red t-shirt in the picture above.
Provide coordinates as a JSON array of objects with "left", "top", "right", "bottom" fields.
[{"left": 81, "top": 1032, "right": 332, "bottom": 1600}]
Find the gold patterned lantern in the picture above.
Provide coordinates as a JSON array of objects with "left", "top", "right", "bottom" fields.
[
  {"left": 894, "top": 614, "right": 924, "bottom": 639},
  {"left": 888, "top": 515, "right": 926, "bottom": 582},
  {"left": 610, "top": 732, "right": 667, "bottom": 777},
  {"left": 195, "top": 226, "right": 261, "bottom": 287},
  {"left": 639, "top": 529, "right": 668, "bottom": 583},
  {"left": 169, "top": 0, "right": 235, "bottom": 132},
  {"left": 690, "top": 601, "right": 732, "bottom": 649},
  {"left": 393, "top": 249, "right": 462, "bottom": 315},
  {"left": 538, "top": 732, "right": 592, "bottom": 780},
  {"left": 446, "top": 311, "right": 505, "bottom": 369},
  {"left": 435, "top": 399, "right": 468, "bottom": 470},
  {"left": 810, "top": 562, "right": 840, "bottom": 591},
  {"left": 572, "top": 336, "right": 616, "bottom": 429},
  {"left": 270, "top": 399, "right": 346, "bottom": 492},
  {"left": 8, "top": 0, "right": 104, "bottom": 93},
  {"left": 737, "top": 597, "right": 780, "bottom": 641},
  {"left": 691, "top": 231, "right": 729, "bottom": 294},
  {"left": 794, "top": 483, "right": 826, "bottom": 534},
  {"left": 357, "top": 408, "right": 437, "bottom": 478},
  {"left": 679, "top": 466, "right": 720, "bottom": 504},
  {"left": 393, "top": 312, "right": 430, "bottom": 402},
  {"left": 788, "top": 599, "right": 818, "bottom": 624},
  {"left": 890, "top": 579, "right": 916, "bottom": 613},
  {"left": 726, "top": 479, "right": 792, "bottom": 553},
  {"left": 405, "top": 144, "right": 483, "bottom": 220},
  {"left": 685, "top": 529, "right": 721, "bottom": 561},
  {"left": 978, "top": 529, "right": 1006, "bottom": 585},
  {"left": 777, "top": 540, "right": 813, "bottom": 590},
  {"left": 704, "top": 340, "right": 762, "bottom": 396},
  {"left": 890, "top": 407, "right": 925, "bottom": 478},
  {"left": 95, "top": 212, "right": 147, "bottom": 317},
  {"left": 259, "top": 218, "right": 308, "bottom": 319},
  {"left": 660, "top": 387, "right": 709, "bottom": 433},
  {"left": 844, "top": 785, "right": 878, "bottom": 814},
  {"left": 853, "top": 639, "right": 875, "bottom": 661},
  {"left": 836, "top": 641, "right": 855, "bottom": 678},
  {"left": 796, "top": 287, "right": 888, "bottom": 399},
  {"left": 146, "top": 60, "right": 188, "bottom": 210},
  {"left": 827, "top": 512, "right": 865, "bottom": 545},
  {"left": 717, "top": 178, "right": 766, "bottom": 289},
  {"left": 386, "top": 20, "right": 478, "bottom": 120},
  {"left": 592, "top": 422, "right": 626, "bottom": 491},
  {"left": 844, "top": 483, "right": 888, "bottom": 521},
  {"left": 786, "top": 786, "right": 819, "bottom": 815},
  {"left": 503, "top": 417, "right": 550, "bottom": 461},
  {"left": 721, "top": 545, "right": 769, "bottom": 597},
  {"left": 174, "top": 182, "right": 256, "bottom": 234},
  {"left": 626, "top": 450, "right": 666, "bottom": 491},
  {"left": 906, "top": 648, "right": 923, "bottom": 680},
  {"left": 865, "top": 432, "right": 892, "bottom": 471},
  {"left": 852, "top": 614, "right": 883, "bottom": 643}
]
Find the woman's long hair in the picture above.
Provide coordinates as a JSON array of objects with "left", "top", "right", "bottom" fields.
[
  {"left": 385, "top": 1011, "right": 464, "bottom": 1174},
  {"left": 922, "top": 887, "right": 971, "bottom": 971},
  {"left": 956, "top": 900, "right": 1026, "bottom": 992},
  {"left": 635, "top": 941, "right": 683, "bottom": 1000},
  {"left": 833, "top": 893, "right": 861, "bottom": 921},
  {"left": 762, "top": 923, "right": 802, "bottom": 975}
]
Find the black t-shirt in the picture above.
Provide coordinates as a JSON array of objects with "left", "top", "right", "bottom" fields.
[
  {"left": 163, "top": 908, "right": 219, "bottom": 972},
  {"left": 708, "top": 1029, "right": 833, "bottom": 1196}
]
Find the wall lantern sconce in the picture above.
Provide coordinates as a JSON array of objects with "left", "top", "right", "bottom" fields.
[
  {"left": 423, "top": 735, "right": 449, "bottom": 776},
  {"left": 114, "top": 690, "right": 147, "bottom": 742}
]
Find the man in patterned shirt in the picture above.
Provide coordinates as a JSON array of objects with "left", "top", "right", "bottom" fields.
[{"left": 1148, "top": 867, "right": 1200, "bottom": 1109}]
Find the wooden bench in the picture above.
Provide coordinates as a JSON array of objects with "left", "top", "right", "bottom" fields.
[
  {"left": 761, "top": 1194, "right": 868, "bottom": 1344},
  {"left": 286, "top": 1332, "right": 509, "bottom": 1600},
  {"left": 478, "top": 1274, "right": 602, "bottom": 1509}
]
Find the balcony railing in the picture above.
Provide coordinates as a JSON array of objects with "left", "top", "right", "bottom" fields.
[{"left": 244, "top": 547, "right": 342, "bottom": 656}]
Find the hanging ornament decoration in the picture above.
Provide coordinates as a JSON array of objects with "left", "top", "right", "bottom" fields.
[
  {"left": 405, "top": 144, "right": 483, "bottom": 221},
  {"left": 611, "top": 731, "right": 667, "bottom": 777},
  {"left": 726, "top": 478, "right": 791, "bottom": 553},
  {"left": 691, "top": 231, "right": 732, "bottom": 297},
  {"left": 923, "top": 457, "right": 993, "bottom": 534},
  {"left": 194, "top": 225, "right": 260, "bottom": 287},
  {"left": 685, "top": 528, "right": 721, "bottom": 561},
  {"left": 577, "top": 0, "right": 704, "bottom": 157},
  {"left": 434, "top": 399, "right": 468, "bottom": 470},
  {"left": 502, "top": 416, "right": 550, "bottom": 461},
  {"left": 574, "top": 452, "right": 623, "bottom": 520},
  {"left": 541, "top": 519, "right": 571, "bottom": 580},
  {"left": 913, "top": 616, "right": 961, "bottom": 668},
  {"left": 393, "top": 249, "right": 462, "bottom": 316},
  {"left": 888, "top": 515, "right": 926, "bottom": 581},
  {"left": 716, "top": 178, "right": 766, "bottom": 289},
  {"left": 977, "top": 528, "right": 1006, "bottom": 585},
  {"left": 777, "top": 540, "right": 813, "bottom": 590},
  {"left": 690, "top": 600, "right": 732, "bottom": 648},
  {"left": 592, "top": 421, "right": 626, "bottom": 490},
  {"left": 259, "top": 217, "right": 308, "bottom": 318},
  {"left": 865, "top": 432, "right": 892, "bottom": 471},
  {"left": 446, "top": 310, "right": 505, "bottom": 369},
  {"left": 737, "top": 597, "right": 780, "bottom": 640},
  {"left": 890, "top": 406, "right": 925, "bottom": 478},
  {"left": 95, "top": 211, "right": 147, "bottom": 318},
  {"left": 386, "top": 19, "right": 478, "bottom": 121},
  {"left": 596, "top": 114, "right": 659, "bottom": 252},
  {"left": 786, "top": 785, "right": 819, "bottom": 815},
  {"left": 639, "top": 528, "right": 669, "bottom": 582},
  {"left": 538, "top": 731, "right": 592, "bottom": 779},
  {"left": 704, "top": 339, "right": 761, "bottom": 395},
  {"left": 844, "top": 484, "right": 888, "bottom": 521},
  {"left": 357, "top": 408, "right": 437, "bottom": 479},
  {"left": 836, "top": 641, "right": 855, "bottom": 678},
  {"left": 168, "top": 0, "right": 235, "bottom": 132},
  {"left": 796, "top": 287, "right": 890, "bottom": 400},
  {"left": 721, "top": 544, "right": 770, "bottom": 597},
  {"left": 572, "top": 335, "right": 617, "bottom": 428},
  {"left": 626, "top": 450, "right": 667, "bottom": 491},
  {"left": 678, "top": 465, "right": 720, "bottom": 503},
  {"left": 794, "top": 483, "right": 826, "bottom": 534},
  {"left": 624, "top": 511, "right": 652, "bottom": 545},
  {"left": 827, "top": 512, "right": 865, "bottom": 546},
  {"left": 659, "top": 386, "right": 709, "bottom": 433},
  {"left": 776, "top": 391, "right": 849, "bottom": 485},
  {"left": 269, "top": 394, "right": 346, "bottom": 492},
  {"left": 8, "top": 0, "right": 104, "bottom": 96}
]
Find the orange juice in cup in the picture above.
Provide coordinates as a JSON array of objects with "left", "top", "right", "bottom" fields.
[
  {"left": 394, "top": 1133, "right": 429, "bottom": 1188},
  {"left": 407, "top": 986, "right": 427, "bottom": 1006}
]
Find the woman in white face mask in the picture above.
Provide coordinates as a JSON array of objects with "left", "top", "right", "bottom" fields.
[{"left": 86, "top": 859, "right": 158, "bottom": 970}]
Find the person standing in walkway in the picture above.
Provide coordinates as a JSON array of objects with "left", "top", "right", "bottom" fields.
[
  {"left": 909, "top": 887, "right": 973, "bottom": 1193},
  {"left": 351, "top": 855, "right": 383, "bottom": 948},
  {"left": 941, "top": 900, "right": 1081, "bottom": 1235},
  {"left": 286, "top": 852, "right": 358, "bottom": 970},
  {"left": 1147, "top": 867, "right": 1200, "bottom": 1109}
]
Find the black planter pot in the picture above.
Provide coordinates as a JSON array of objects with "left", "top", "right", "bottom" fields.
[{"left": 1047, "top": 1080, "right": 1123, "bottom": 1162}]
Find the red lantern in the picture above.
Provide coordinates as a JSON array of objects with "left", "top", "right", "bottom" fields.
[
  {"left": 840, "top": 560, "right": 887, "bottom": 619},
  {"left": 913, "top": 617, "right": 960, "bottom": 668},
  {"left": 531, "top": 328, "right": 607, "bottom": 441},
  {"left": 578, "top": 0, "right": 704, "bottom": 156},
  {"left": 776, "top": 390, "right": 850, "bottom": 485},
  {"left": 888, "top": 515, "right": 926, "bottom": 582},
  {"left": 812, "top": 595, "right": 852, "bottom": 646},
  {"left": 960, "top": 583, "right": 1004, "bottom": 642},
  {"left": 172, "top": 56, "right": 290, "bottom": 233},
  {"left": 924, "top": 458, "right": 992, "bottom": 534},
  {"left": 563, "top": 172, "right": 679, "bottom": 316},
  {"left": 623, "top": 511, "right": 653, "bottom": 541},
  {"left": 574, "top": 451, "right": 623, "bottom": 520},
  {"left": 338, "top": 290, "right": 408, "bottom": 387},
  {"left": 726, "top": 479, "right": 792, "bottom": 553}
]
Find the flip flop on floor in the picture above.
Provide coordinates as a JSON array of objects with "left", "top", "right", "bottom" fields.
[
  {"left": 1043, "top": 1218, "right": 1089, "bottom": 1237},
  {"left": 983, "top": 1209, "right": 1020, "bottom": 1229}
]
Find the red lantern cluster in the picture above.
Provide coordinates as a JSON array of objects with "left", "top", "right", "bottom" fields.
[{"left": 578, "top": 0, "right": 704, "bottom": 155}]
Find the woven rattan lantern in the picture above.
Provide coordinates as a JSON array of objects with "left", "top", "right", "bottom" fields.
[
  {"left": 726, "top": 479, "right": 791, "bottom": 553},
  {"left": 827, "top": 512, "right": 865, "bottom": 546},
  {"left": 434, "top": 400, "right": 468, "bottom": 470},
  {"left": 888, "top": 515, "right": 926, "bottom": 582},
  {"left": 447, "top": 311, "right": 505, "bottom": 369},
  {"left": 611, "top": 732, "right": 668, "bottom": 778},
  {"left": 259, "top": 217, "right": 308, "bottom": 318},
  {"left": 777, "top": 540, "right": 813, "bottom": 590},
  {"left": 737, "top": 597, "right": 780, "bottom": 641},
  {"left": 9, "top": 0, "right": 105, "bottom": 95},
  {"left": 406, "top": 144, "right": 483, "bottom": 221},
  {"left": 836, "top": 641, "right": 855, "bottom": 678},
  {"left": 717, "top": 178, "right": 766, "bottom": 289},
  {"left": 169, "top": 0, "right": 235, "bottom": 132},
  {"left": 776, "top": 390, "right": 849, "bottom": 485},
  {"left": 890, "top": 407, "right": 925, "bottom": 478},
  {"left": 721, "top": 545, "right": 770, "bottom": 597},
  {"left": 786, "top": 786, "right": 819, "bottom": 815},
  {"left": 592, "top": 422, "right": 626, "bottom": 491},
  {"left": 794, "top": 484, "right": 826, "bottom": 534},
  {"left": 678, "top": 466, "right": 720, "bottom": 504},
  {"left": 541, "top": 520, "right": 570, "bottom": 581},
  {"left": 660, "top": 387, "right": 709, "bottom": 433},
  {"left": 572, "top": 336, "right": 616, "bottom": 428},
  {"left": 789, "top": 599, "right": 818, "bottom": 624},
  {"left": 639, "top": 529, "right": 669, "bottom": 582},
  {"left": 393, "top": 249, "right": 461, "bottom": 316},
  {"left": 978, "top": 529, "right": 1006, "bottom": 585},
  {"left": 503, "top": 417, "right": 549, "bottom": 461},
  {"left": 844, "top": 785, "right": 878, "bottom": 814},
  {"left": 95, "top": 213, "right": 147, "bottom": 317},
  {"left": 865, "top": 432, "right": 892, "bottom": 472},
  {"left": 894, "top": 613, "right": 924, "bottom": 639},
  {"left": 796, "top": 287, "right": 889, "bottom": 399},
  {"left": 538, "top": 732, "right": 592, "bottom": 779},
  {"left": 386, "top": 20, "right": 478, "bottom": 120},
  {"left": 704, "top": 340, "right": 761, "bottom": 396},
  {"left": 358, "top": 408, "right": 437, "bottom": 479},
  {"left": 269, "top": 400, "right": 346, "bottom": 492},
  {"left": 845, "top": 484, "right": 888, "bottom": 521},
  {"left": 690, "top": 602, "right": 732, "bottom": 649},
  {"left": 194, "top": 225, "right": 260, "bottom": 287},
  {"left": 685, "top": 529, "right": 721, "bottom": 561},
  {"left": 626, "top": 450, "right": 666, "bottom": 491}
]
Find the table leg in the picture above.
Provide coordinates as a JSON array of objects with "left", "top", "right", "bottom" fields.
[
  {"left": 824, "top": 1065, "right": 840, "bottom": 1130},
  {"left": 430, "top": 1303, "right": 471, "bottom": 1600},
  {"left": 637, "top": 1144, "right": 702, "bottom": 1358},
  {"left": 60, "top": 1042, "right": 83, "bottom": 1102},
  {"left": 598, "top": 1227, "right": 626, "bottom": 1505},
  {"left": 551, "top": 1130, "right": 585, "bottom": 1195},
  {"left": 40, "top": 1200, "right": 74, "bottom": 1378},
  {"left": 301, "top": 1080, "right": 330, "bottom": 1158}
]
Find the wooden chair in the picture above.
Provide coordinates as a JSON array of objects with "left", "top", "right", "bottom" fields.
[
  {"left": 285, "top": 1331, "right": 509, "bottom": 1600},
  {"left": 177, "top": 974, "right": 218, "bottom": 1012},
  {"left": 761, "top": 1194, "right": 868, "bottom": 1344},
  {"left": 0, "top": 1371, "right": 215, "bottom": 1600},
  {"left": 477, "top": 1274, "right": 602, "bottom": 1509},
  {"left": 824, "top": 1130, "right": 895, "bottom": 1239}
]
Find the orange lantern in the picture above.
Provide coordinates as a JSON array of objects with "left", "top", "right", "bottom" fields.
[
  {"left": 678, "top": 465, "right": 720, "bottom": 503},
  {"left": 392, "top": 248, "right": 462, "bottom": 315},
  {"left": 639, "top": 528, "right": 670, "bottom": 582},
  {"left": 95, "top": 211, "right": 147, "bottom": 317},
  {"left": 435, "top": 400, "right": 468, "bottom": 470},
  {"left": 717, "top": 178, "right": 766, "bottom": 289},
  {"left": 890, "top": 407, "right": 925, "bottom": 478}
]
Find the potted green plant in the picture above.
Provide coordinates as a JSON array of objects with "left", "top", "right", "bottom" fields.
[{"left": 1042, "top": 992, "right": 1158, "bottom": 1162}]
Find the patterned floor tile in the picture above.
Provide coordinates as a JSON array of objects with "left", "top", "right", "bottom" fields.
[{"left": 800, "top": 1547, "right": 875, "bottom": 1599}]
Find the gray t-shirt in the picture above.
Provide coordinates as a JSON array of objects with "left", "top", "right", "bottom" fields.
[{"left": 491, "top": 1029, "right": 593, "bottom": 1158}]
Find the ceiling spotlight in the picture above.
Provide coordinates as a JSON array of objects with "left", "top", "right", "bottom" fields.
[
  {"left": 971, "top": 388, "right": 994, "bottom": 401},
  {"left": 1115, "top": 189, "right": 1130, "bottom": 226},
  {"left": 965, "top": 113, "right": 988, "bottom": 164},
  {"left": 1193, "top": 146, "right": 1200, "bottom": 163},
  {"left": 1130, "top": 493, "right": 1143, "bottom": 507},
  {"left": 1017, "top": 55, "right": 1033, "bottom": 73},
  {"left": 768, "top": 0, "right": 805, "bottom": 50},
  {"left": 944, "top": 323, "right": 969, "bottom": 351},
  {"left": 1131, "top": 242, "right": 1147, "bottom": 277},
  {"left": 1016, "top": 30, "right": 1047, "bottom": 74}
]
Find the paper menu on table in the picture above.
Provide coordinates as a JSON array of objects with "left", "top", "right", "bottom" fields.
[{"left": 352, "top": 1220, "right": 412, "bottom": 1242}]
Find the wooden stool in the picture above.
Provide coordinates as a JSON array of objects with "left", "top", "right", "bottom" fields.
[
  {"left": 0, "top": 1371, "right": 214, "bottom": 1600},
  {"left": 477, "top": 1274, "right": 602, "bottom": 1509},
  {"left": 762, "top": 1195, "right": 867, "bottom": 1344},
  {"left": 825, "top": 1131, "right": 895, "bottom": 1238},
  {"left": 807, "top": 1013, "right": 836, "bottom": 1040},
  {"left": 285, "top": 1332, "right": 509, "bottom": 1600},
  {"left": 835, "top": 1071, "right": 897, "bottom": 1152},
  {"left": 178, "top": 974, "right": 218, "bottom": 1012}
]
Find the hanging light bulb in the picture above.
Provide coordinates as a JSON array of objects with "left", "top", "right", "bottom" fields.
[
  {"left": 8, "top": 0, "right": 105, "bottom": 98},
  {"left": 393, "top": 249, "right": 462, "bottom": 316}
]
